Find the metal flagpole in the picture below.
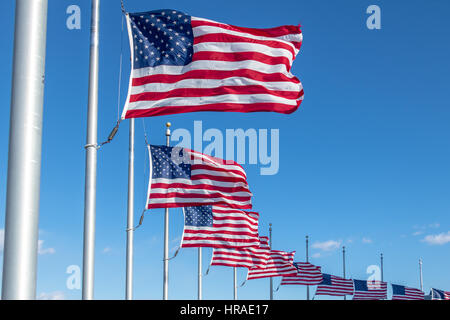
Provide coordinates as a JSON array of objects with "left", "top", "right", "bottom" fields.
[
  {"left": 380, "top": 253, "right": 384, "bottom": 282},
  {"left": 1, "top": 0, "right": 48, "bottom": 300},
  {"left": 306, "top": 235, "right": 309, "bottom": 300},
  {"left": 82, "top": 0, "right": 100, "bottom": 300},
  {"left": 125, "top": 119, "right": 135, "bottom": 300},
  {"left": 419, "top": 258, "right": 423, "bottom": 292},
  {"left": 234, "top": 267, "right": 238, "bottom": 300},
  {"left": 163, "top": 122, "right": 171, "bottom": 300},
  {"left": 342, "top": 246, "right": 346, "bottom": 300},
  {"left": 269, "top": 223, "right": 273, "bottom": 300},
  {"left": 198, "top": 248, "right": 202, "bottom": 300}
]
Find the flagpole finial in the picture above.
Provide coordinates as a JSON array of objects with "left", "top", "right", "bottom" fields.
[
  {"left": 165, "top": 122, "right": 171, "bottom": 137},
  {"left": 166, "top": 122, "right": 171, "bottom": 128}
]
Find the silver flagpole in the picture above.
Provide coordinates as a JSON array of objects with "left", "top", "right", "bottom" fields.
[
  {"left": 419, "top": 258, "right": 423, "bottom": 292},
  {"left": 269, "top": 223, "right": 273, "bottom": 300},
  {"left": 342, "top": 246, "right": 346, "bottom": 300},
  {"left": 82, "top": 0, "right": 100, "bottom": 300},
  {"left": 380, "top": 253, "right": 384, "bottom": 282},
  {"left": 125, "top": 119, "right": 135, "bottom": 300},
  {"left": 198, "top": 248, "right": 202, "bottom": 300},
  {"left": 163, "top": 122, "right": 171, "bottom": 300},
  {"left": 234, "top": 267, "right": 238, "bottom": 300},
  {"left": 1, "top": 0, "right": 48, "bottom": 300},
  {"left": 306, "top": 235, "right": 309, "bottom": 300}
]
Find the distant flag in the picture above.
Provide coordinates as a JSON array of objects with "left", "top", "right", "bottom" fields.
[
  {"left": 280, "top": 262, "right": 323, "bottom": 286},
  {"left": 180, "top": 205, "right": 259, "bottom": 249},
  {"left": 431, "top": 288, "right": 450, "bottom": 300},
  {"left": 210, "top": 236, "right": 271, "bottom": 268},
  {"left": 391, "top": 284, "right": 424, "bottom": 300},
  {"left": 122, "top": 9, "right": 304, "bottom": 119},
  {"left": 315, "top": 274, "right": 354, "bottom": 296},
  {"left": 147, "top": 145, "right": 252, "bottom": 209},
  {"left": 352, "top": 280, "right": 387, "bottom": 300},
  {"left": 247, "top": 250, "right": 297, "bottom": 280}
]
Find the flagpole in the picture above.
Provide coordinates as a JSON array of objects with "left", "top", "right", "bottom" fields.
[
  {"left": 419, "top": 258, "right": 423, "bottom": 292},
  {"left": 82, "top": 0, "right": 100, "bottom": 300},
  {"left": 306, "top": 235, "right": 309, "bottom": 300},
  {"left": 269, "top": 223, "right": 273, "bottom": 300},
  {"left": 198, "top": 248, "right": 202, "bottom": 300},
  {"left": 163, "top": 122, "right": 171, "bottom": 300},
  {"left": 1, "top": 0, "right": 48, "bottom": 300},
  {"left": 342, "top": 246, "right": 346, "bottom": 300},
  {"left": 125, "top": 119, "right": 135, "bottom": 300},
  {"left": 380, "top": 253, "right": 384, "bottom": 282},
  {"left": 234, "top": 267, "right": 238, "bottom": 300}
]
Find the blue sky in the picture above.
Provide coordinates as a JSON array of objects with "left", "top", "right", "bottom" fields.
[{"left": 1, "top": 0, "right": 450, "bottom": 300}]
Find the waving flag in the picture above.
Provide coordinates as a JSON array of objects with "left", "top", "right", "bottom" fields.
[
  {"left": 210, "top": 236, "right": 271, "bottom": 268},
  {"left": 122, "top": 9, "right": 303, "bottom": 119},
  {"left": 392, "top": 284, "right": 424, "bottom": 300},
  {"left": 280, "top": 262, "right": 323, "bottom": 285},
  {"left": 431, "top": 288, "right": 450, "bottom": 300},
  {"left": 147, "top": 145, "right": 252, "bottom": 209},
  {"left": 247, "top": 250, "right": 297, "bottom": 280},
  {"left": 180, "top": 205, "right": 259, "bottom": 248},
  {"left": 353, "top": 280, "right": 387, "bottom": 300},
  {"left": 315, "top": 274, "right": 354, "bottom": 296}
]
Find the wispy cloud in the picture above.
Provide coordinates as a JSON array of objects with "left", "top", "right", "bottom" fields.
[
  {"left": 412, "top": 231, "right": 424, "bottom": 236},
  {"left": 422, "top": 231, "right": 450, "bottom": 245},
  {"left": 37, "top": 291, "right": 65, "bottom": 300},
  {"left": 311, "top": 253, "right": 322, "bottom": 259},
  {"left": 362, "top": 237, "right": 373, "bottom": 244},
  {"left": 311, "top": 240, "right": 342, "bottom": 252},
  {"left": 38, "top": 240, "right": 55, "bottom": 255},
  {"left": 102, "top": 247, "right": 112, "bottom": 254}
]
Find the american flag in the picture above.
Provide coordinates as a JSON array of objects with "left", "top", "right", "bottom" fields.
[
  {"left": 280, "top": 262, "right": 323, "bottom": 285},
  {"left": 391, "top": 284, "right": 424, "bottom": 300},
  {"left": 315, "top": 274, "right": 354, "bottom": 296},
  {"left": 247, "top": 250, "right": 297, "bottom": 280},
  {"left": 147, "top": 145, "right": 252, "bottom": 209},
  {"left": 122, "top": 9, "right": 303, "bottom": 119},
  {"left": 180, "top": 205, "right": 259, "bottom": 249},
  {"left": 210, "top": 236, "right": 271, "bottom": 268},
  {"left": 431, "top": 288, "right": 450, "bottom": 300},
  {"left": 352, "top": 280, "right": 388, "bottom": 300}
]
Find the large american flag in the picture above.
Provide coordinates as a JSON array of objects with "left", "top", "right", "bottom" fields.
[
  {"left": 352, "top": 280, "right": 388, "bottom": 300},
  {"left": 247, "top": 250, "right": 297, "bottom": 280},
  {"left": 147, "top": 145, "right": 252, "bottom": 209},
  {"left": 315, "top": 274, "right": 354, "bottom": 296},
  {"left": 391, "top": 284, "right": 424, "bottom": 300},
  {"left": 210, "top": 236, "right": 271, "bottom": 268},
  {"left": 431, "top": 288, "right": 450, "bottom": 300},
  {"left": 280, "top": 262, "right": 323, "bottom": 285},
  {"left": 180, "top": 205, "right": 259, "bottom": 248},
  {"left": 122, "top": 9, "right": 303, "bottom": 119}
]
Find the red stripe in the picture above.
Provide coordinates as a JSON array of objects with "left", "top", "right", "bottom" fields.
[
  {"left": 191, "top": 19, "right": 301, "bottom": 39},
  {"left": 191, "top": 164, "right": 247, "bottom": 180},
  {"left": 129, "top": 85, "right": 301, "bottom": 102},
  {"left": 125, "top": 100, "right": 302, "bottom": 119},
  {"left": 184, "top": 230, "right": 257, "bottom": 237},
  {"left": 190, "top": 174, "right": 249, "bottom": 184},
  {"left": 150, "top": 182, "right": 250, "bottom": 193},
  {"left": 194, "top": 33, "right": 296, "bottom": 57},
  {"left": 181, "top": 243, "right": 256, "bottom": 249},
  {"left": 192, "top": 51, "right": 292, "bottom": 71},
  {"left": 149, "top": 192, "right": 251, "bottom": 202},
  {"left": 132, "top": 69, "right": 300, "bottom": 86},
  {"left": 148, "top": 201, "right": 252, "bottom": 209}
]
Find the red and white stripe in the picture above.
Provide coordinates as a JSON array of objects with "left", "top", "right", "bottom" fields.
[
  {"left": 210, "top": 236, "right": 271, "bottom": 268},
  {"left": 280, "top": 262, "right": 323, "bottom": 285},
  {"left": 353, "top": 281, "right": 388, "bottom": 300},
  {"left": 181, "top": 206, "right": 259, "bottom": 249},
  {"left": 392, "top": 287, "right": 425, "bottom": 300},
  {"left": 247, "top": 250, "right": 297, "bottom": 280},
  {"left": 123, "top": 16, "right": 303, "bottom": 119},
  {"left": 147, "top": 147, "right": 252, "bottom": 209},
  {"left": 315, "top": 275, "right": 354, "bottom": 296}
]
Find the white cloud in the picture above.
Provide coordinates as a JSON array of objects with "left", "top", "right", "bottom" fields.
[
  {"left": 311, "top": 253, "right": 321, "bottom": 259},
  {"left": 311, "top": 240, "right": 342, "bottom": 252},
  {"left": 102, "top": 247, "right": 112, "bottom": 254},
  {"left": 412, "top": 231, "right": 424, "bottom": 236},
  {"left": 38, "top": 240, "right": 55, "bottom": 255},
  {"left": 362, "top": 237, "right": 373, "bottom": 244},
  {"left": 37, "top": 291, "right": 65, "bottom": 300},
  {"left": 422, "top": 231, "right": 450, "bottom": 245}
]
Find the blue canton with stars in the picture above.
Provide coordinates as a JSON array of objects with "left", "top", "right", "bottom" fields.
[
  {"left": 320, "top": 273, "right": 332, "bottom": 285},
  {"left": 185, "top": 206, "right": 214, "bottom": 227},
  {"left": 151, "top": 145, "right": 191, "bottom": 179},
  {"left": 129, "top": 9, "right": 194, "bottom": 69}
]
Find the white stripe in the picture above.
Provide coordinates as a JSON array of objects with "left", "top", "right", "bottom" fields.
[
  {"left": 129, "top": 93, "right": 299, "bottom": 111},
  {"left": 149, "top": 197, "right": 252, "bottom": 206},
  {"left": 150, "top": 188, "right": 251, "bottom": 197},
  {"left": 151, "top": 177, "right": 250, "bottom": 189}
]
